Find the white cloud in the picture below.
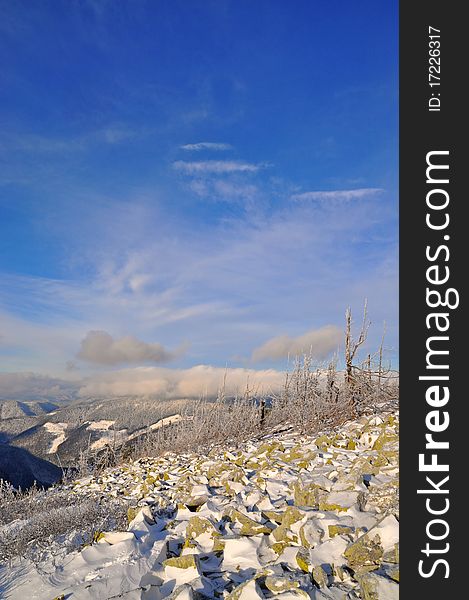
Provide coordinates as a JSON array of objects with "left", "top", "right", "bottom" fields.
[
  {"left": 77, "top": 331, "right": 185, "bottom": 366},
  {"left": 173, "top": 160, "right": 262, "bottom": 174},
  {"left": 78, "top": 365, "right": 285, "bottom": 398},
  {"left": 291, "top": 188, "right": 384, "bottom": 202},
  {"left": 181, "top": 142, "right": 233, "bottom": 151},
  {"left": 189, "top": 178, "right": 258, "bottom": 202},
  {"left": 252, "top": 325, "right": 342, "bottom": 362}
]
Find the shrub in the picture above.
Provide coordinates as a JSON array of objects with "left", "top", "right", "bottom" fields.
[{"left": 0, "top": 481, "right": 128, "bottom": 563}]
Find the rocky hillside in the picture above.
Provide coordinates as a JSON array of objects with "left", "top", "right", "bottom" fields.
[{"left": 1, "top": 410, "right": 399, "bottom": 599}]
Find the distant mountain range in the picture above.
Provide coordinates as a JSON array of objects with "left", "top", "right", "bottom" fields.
[
  {"left": 0, "top": 396, "right": 192, "bottom": 468},
  {"left": 0, "top": 400, "right": 59, "bottom": 420}
]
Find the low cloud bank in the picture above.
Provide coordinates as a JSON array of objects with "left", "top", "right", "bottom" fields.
[
  {"left": 0, "top": 366, "right": 285, "bottom": 401},
  {"left": 0, "top": 372, "right": 79, "bottom": 401},
  {"left": 78, "top": 365, "right": 285, "bottom": 399}
]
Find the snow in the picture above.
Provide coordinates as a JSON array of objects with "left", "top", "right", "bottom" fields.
[
  {"left": 86, "top": 420, "right": 116, "bottom": 431},
  {"left": 1, "top": 410, "right": 399, "bottom": 599},
  {"left": 43, "top": 421, "right": 67, "bottom": 454},
  {"left": 149, "top": 414, "right": 183, "bottom": 430}
]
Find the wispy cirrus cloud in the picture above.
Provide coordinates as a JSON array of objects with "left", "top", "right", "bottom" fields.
[
  {"left": 173, "top": 160, "right": 263, "bottom": 175},
  {"left": 0, "top": 124, "right": 144, "bottom": 156},
  {"left": 252, "top": 325, "right": 342, "bottom": 363},
  {"left": 180, "top": 142, "right": 233, "bottom": 151},
  {"left": 189, "top": 178, "right": 258, "bottom": 202},
  {"left": 291, "top": 188, "right": 384, "bottom": 202}
]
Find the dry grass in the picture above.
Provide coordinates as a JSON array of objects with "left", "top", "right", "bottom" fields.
[{"left": 0, "top": 480, "right": 128, "bottom": 563}]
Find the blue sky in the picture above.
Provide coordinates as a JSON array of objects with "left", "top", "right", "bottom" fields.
[{"left": 0, "top": 0, "right": 398, "bottom": 398}]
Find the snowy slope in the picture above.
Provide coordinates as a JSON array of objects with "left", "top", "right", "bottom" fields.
[{"left": 0, "top": 411, "right": 399, "bottom": 599}]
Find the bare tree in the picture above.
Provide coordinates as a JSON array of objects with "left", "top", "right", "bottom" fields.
[{"left": 345, "top": 301, "right": 370, "bottom": 385}]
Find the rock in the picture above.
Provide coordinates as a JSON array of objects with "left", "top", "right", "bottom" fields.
[
  {"left": 226, "top": 508, "right": 272, "bottom": 535},
  {"left": 265, "top": 575, "right": 301, "bottom": 594},
  {"left": 315, "top": 435, "right": 333, "bottom": 451},
  {"left": 358, "top": 571, "right": 399, "bottom": 600},
  {"left": 293, "top": 480, "right": 324, "bottom": 508},
  {"left": 328, "top": 525, "right": 354, "bottom": 538},
  {"left": 383, "top": 543, "right": 399, "bottom": 564},
  {"left": 319, "top": 491, "right": 359, "bottom": 513},
  {"left": 164, "top": 555, "right": 201, "bottom": 586},
  {"left": 372, "top": 430, "right": 398, "bottom": 452},
  {"left": 227, "top": 578, "right": 266, "bottom": 599},
  {"left": 299, "top": 520, "right": 324, "bottom": 548},
  {"left": 166, "top": 584, "right": 194, "bottom": 600},
  {"left": 184, "top": 515, "right": 220, "bottom": 551},
  {"left": 127, "top": 505, "right": 154, "bottom": 526},
  {"left": 273, "top": 590, "right": 310, "bottom": 599},
  {"left": 344, "top": 535, "right": 383, "bottom": 571},
  {"left": 312, "top": 565, "right": 329, "bottom": 588},
  {"left": 272, "top": 506, "right": 305, "bottom": 544},
  {"left": 295, "top": 548, "right": 311, "bottom": 573},
  {"left": 261, "top": 510, "right": 284, "bottom": 524}
]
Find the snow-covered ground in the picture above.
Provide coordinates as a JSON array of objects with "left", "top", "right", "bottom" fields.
[
  {"left": 0, "top": 411, "right": 399, "bottom": 599},
  {"left": 86, "top": 420, "right": 116, "bottom": 432},
  {"left": 42, "top": 421, "right": 68, "bottom": 454},
  {"left": 85, "top": 415, "right": 185, "bottom": 451}
]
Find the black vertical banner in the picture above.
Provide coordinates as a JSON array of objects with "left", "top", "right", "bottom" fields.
[{"left": 400, "top": 1, "right": 465, "bottom": 596}]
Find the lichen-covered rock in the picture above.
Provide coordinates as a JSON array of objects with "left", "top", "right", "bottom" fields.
[
  {"left": 328, "top": 524, "right": 354, "bottom": 538},
  {"left": 227, "top": 577, "right": 265, "bottom": 599},
  {"left": 295, "top": 548, "right": 311, "bottom": 573},
  {"left": 315, "top": 435, "right": 333, "bottom": 451},
  {"left": 293, "top": 480, "right": 325, "bottom": 508},
  {"left": 344, "top": 534, "right": 384, "bottom": 571},
  {"left": 164, "top": 555, "right": 199, "bottom": 569},
  {"left": 226, "top": 508, "right": 272, "bottom": 536},
  {"left": 183, "top": 515, "right": 221, "bottom": 551},
  {"left": 312, "top": 565, "right": 329, "bottom": 588},
  {"left": 163, "top": 555, "right": 201, "bottom": 587},
  {"left": 272, "top": 506, "right": 305, "bottom": 544},
  {"left": 319, "top": 491, "right": 359, "bottom": 513},
  {"left": 358, "top": 571, "right": 399, "bottom": 600},
  {"left": 372, "top": 429, "right": 398, "bottom": 452},
  {"left": 265, "top": 575, "right": 301, "bottom": 594},
  {"left": 383, "top": 543, "right": 399, "bottom": 564}
]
